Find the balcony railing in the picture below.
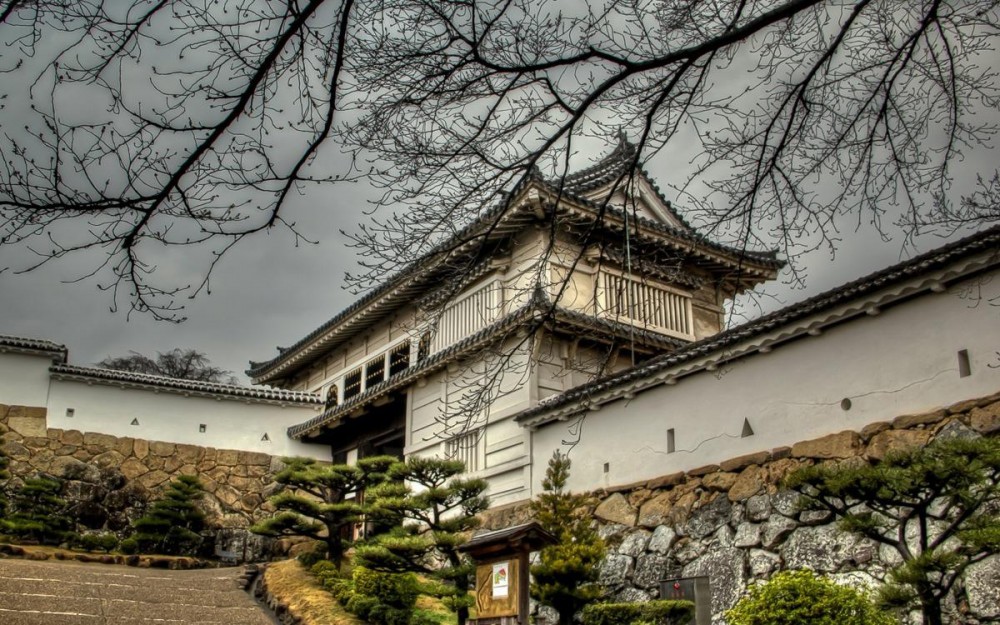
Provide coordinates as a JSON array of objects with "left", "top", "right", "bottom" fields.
[
  {"left": 597, "top": 270, "right": 694, "bottom": 340},
  {"left": 430, "top": 279, "right": 503, "bottom": 353}
]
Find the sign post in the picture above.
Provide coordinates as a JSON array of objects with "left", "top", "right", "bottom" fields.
[{"left": 459, "top": 522, "right": 556, "bottom": 625}]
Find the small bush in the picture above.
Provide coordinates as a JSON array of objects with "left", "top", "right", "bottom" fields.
[
  {"left": 725, "top": 570, "right": 897, "bottom": 625},
  {"left": 580, "top": 600, "right": 694, "bottom": 625},
  {"left": 118, "top": 537, "right": 139, "bottom": 554},
  {"left": 338, "top": 566, "right": 420, "bottom": 625},
  {"left": 76, "top": 532, "right": 119, "bottom": 552},
  {"left": 298, "top": 545, "right": 329, "bottom": 567}
]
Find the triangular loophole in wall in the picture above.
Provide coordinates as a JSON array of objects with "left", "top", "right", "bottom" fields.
[
  {"left": 261, "top": 433, "right": 270, "bottom": 442},
  {"left": 130, "top": 418, "right": 140, "bottom": 426},
  {"left": 741, "top": 418, "right": 754, "bottom": 438}
]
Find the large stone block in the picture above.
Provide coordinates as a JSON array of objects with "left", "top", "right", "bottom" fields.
[
  {"left": 647, "top": 525, "right": 676, "bottom": 554},
  {"left": 238, "top": 451, "right": 271, "bottom": 467},
  {"left": 617, "top": 529, "right": 651, "bottom": 558},
  {"left": 728, "top": 465, "right": 765, "bottom": 502},
  {"left": 175, "top": 444, "right": 203, "bottom": 464},
  {"left": 969, "top": 402, "right": 1000, "bottom": 434},
  {"left": 892, "top": 409, "right": 946, "bottom": 429},
  {"left": 215, "top": 484, "right": 243, "bottom": 508},
  {"left": 149, "top": 441, "right": 175, "bottom": 457},
  {"left": 48, "top": 456, "right": 102, "bottom": 482},
  {"left": 791, "top": 430, "right": 862, "bottom": 459},
  {"left": 633, "top": 553, "right": 670, "bottom": 589},
  {"left": 702, "top": 471, "right": 737, "bottom": 492},
  {"left": 119, "top": 457, "right": 150, "bottom": 481},
  {"left": 965, "top": 555, "right": 1000, "bottom": 619},
  {"left": 113, "top": 436, "right": 135, "bottom": 458},
  {"left": 733, "top": 522, "right": 761, "bottom": 548},
  {"left": 761, "top": 515, "right": 797, "bottom": 549},
  {"left": 91, "top": 450, "right": 126, "bottom": 470},
  {"left": 216, "top": 449, "right": 240, "bottom": 467},
  {"left": 83, "top": 432, "right": 117, "bottom": 449},
  {"left": 595, "top": 493, "right": 637, "bottom": 526},
  {"left": 137, "top": 469, "right": 170, "bottom": 490},
  {"left": 60, "top": 429, "right": 84, "bottom": 446},
  {"left": 720, "top": 451, "right": 771, "bottom": 473},
  {"left": 7, "top": 415, "right": 46, "bottom": 438},
  {"left": 163, "top": 456, "right": 185, "bottom": 474},
  {"left": 683, "top": 494, "right": 730, "bottom": 539},
  {"left": 638, "top": 492, "right": 672, "bottom": 528},
  {"left": 133, "top": 438, "right": 149, "bottom": 460},
  {"left": 780, "top": 525, "right": 864, "bottom": 572},
  {"left": 745, "top": 494, "right": 770, "bottom": 522},
  {"left": 645, "top": 471, "right": 684, "bottom": 490},
  {"left": 866, "top": 429, "right": 932, "bottom": 460},
  {"left": 2, "top": 440, "right": 30, "bottom": 460},
  {"left": 682, "top": 548, "right": 746, "bottom": 616},
  {"left": 598, "top": 554, "right": 634, "bottom": 588}
]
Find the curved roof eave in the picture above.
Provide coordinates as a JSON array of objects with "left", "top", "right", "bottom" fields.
[{"left": 249, "top": 167, "right": 784, "bottom": 384}]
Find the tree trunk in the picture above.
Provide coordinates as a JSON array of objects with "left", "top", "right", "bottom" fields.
[{"left": 921, "top": 596, "right": 944, "bottom": 625}]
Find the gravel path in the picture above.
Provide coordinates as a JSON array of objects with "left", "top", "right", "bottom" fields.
[{"left": 0, "top": 558, "right": 276, "bottom": 624}]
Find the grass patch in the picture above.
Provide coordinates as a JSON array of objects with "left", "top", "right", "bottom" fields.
[{"left": 264, "top": 559, "right": 364, "bottom": 625}]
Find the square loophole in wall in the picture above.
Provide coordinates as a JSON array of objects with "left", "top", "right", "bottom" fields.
[{"left": 199, "top": 424, "right": 207, "bottom": 433}]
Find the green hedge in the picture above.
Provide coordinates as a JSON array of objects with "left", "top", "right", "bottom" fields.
[{"left": 580, "top": 600, "right": 695, "bottom": 625}]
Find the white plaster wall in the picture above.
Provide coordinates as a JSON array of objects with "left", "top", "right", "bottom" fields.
[
  {"left": 46, "top": 379, "right": 329, "bottom": 459},
  {"left": 0, "top": 351, "right": 54, "bottom": 408},
  {"left": 531, "top": 274, "right": 1000, "bottom": 495}
]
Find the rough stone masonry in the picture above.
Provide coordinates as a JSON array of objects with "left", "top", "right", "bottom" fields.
[
  {"left": 0, "top": 402, "right": 281, "bottom": 560},
  {"left": 482, "top": 392, "right": 1000, "bottom": 625}
]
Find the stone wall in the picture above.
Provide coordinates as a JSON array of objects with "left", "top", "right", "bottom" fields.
[
  {"left": 0, "top": 403, "right": 286, "bottom": 559},
  {"left": 484, "top": 392, "right": 1000, "bottom": 625}
]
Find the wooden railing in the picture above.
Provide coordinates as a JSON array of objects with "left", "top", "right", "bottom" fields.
[
  {"left": 431, "top": 280, "right": 504, "bottom": 353},
  {"left": 597, "top": 270, "right": 694, "bottom": 340}
]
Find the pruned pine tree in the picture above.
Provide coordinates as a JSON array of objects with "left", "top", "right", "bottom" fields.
[
  {"left": 251, "top": 455, "right": 398, "bottom": 567},
  {"left": 786, "top": 436, "right": 1000, "bottom": 625},
  {"left": 5, "top": 475, "right": 73, "bottom": 545},
  {"left": 530, "top": 452, "right": 605, "bottom": 625},
  {"left": 131, "top": 475, "right": 206, "bottom": 556},
  {"left": 356, "top": 457, "right": 490, "bottom": 625}
]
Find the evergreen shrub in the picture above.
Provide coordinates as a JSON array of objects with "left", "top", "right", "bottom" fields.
[
  {"left": 725, "top": 570, "right": 896, "bottom": 625},
  {"left": 337, "top": 565, "right": 421, "bottom": 625},
  {"left": 4, "top": 475, "right": 74, "bottom": 545},
  {"left": 130, "top": 475, "right": 206, "bottom": 556},
  {"left": 581, "top": 601, "right": 694, "bottom": 625}
]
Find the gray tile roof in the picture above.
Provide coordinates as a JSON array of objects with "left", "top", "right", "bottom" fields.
[
  {"left": 248, "top": 146, "right": 782, "bottom": 383},
  {"left": 50, "top": 364, "right": 322, "bottom": 405},
  {"left": 0, "top": 334, "right": 67, "bottom": 361},
  {"left": 515, "top": 224, "right": 1000, "bottom": 426}
]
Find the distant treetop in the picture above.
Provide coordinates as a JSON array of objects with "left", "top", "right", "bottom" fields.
[{"left": 96, "top": 349, "right": 238, "bottom": 385}]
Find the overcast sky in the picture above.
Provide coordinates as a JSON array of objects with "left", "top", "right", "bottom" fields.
[{"left": 1, "top": 5, "right": 996, "bottom": 386}]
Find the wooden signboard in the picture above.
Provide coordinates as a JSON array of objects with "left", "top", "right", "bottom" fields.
[
  {"left": 475, "top": 557, "right": 520, "bottom": 619},
  {"left": 459, "top": 522, "right": 555, "bottom": 625}
]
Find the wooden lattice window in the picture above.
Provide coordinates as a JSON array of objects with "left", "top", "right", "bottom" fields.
[
  {"left": 365, "top": 355, "right": 386, "bottom": 389},
  {"left": 343, "top": 368, "right": 362, "bottom": 400},
  {"left": 389, "top": 342, "right": 410, "bottom": 377}
]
